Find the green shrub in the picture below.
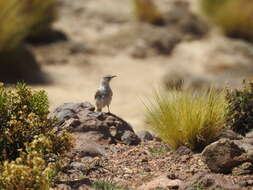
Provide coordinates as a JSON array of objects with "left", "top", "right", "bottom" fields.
[
  {"left": 145, "top": 89, "right": 227, "bottom": 151},
  {"left": 0, "top": 82, "right": 73, "bottom": 189},
  {"left": 132, "top": 0, "right": 164, "bottom": 25},
  {"left": 0, "top": 0, "right": 57, "bottom": 51},
  {"left": 226, "top": 80, "right": 253, "bottom": 135},
  {"left": 200, "top": 0, "right": 253, "bottom": 41},
  {"left": 0, "top": 82, "right": 51, "bottom": 160},
  {"left": 0, "top": 151, "right": 55, "bottom": 190}
]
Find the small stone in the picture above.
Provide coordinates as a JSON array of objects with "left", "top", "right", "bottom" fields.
[
  {"left": 77, "top": 143, "right": 107, "bottom": 157},
  {"left": 143, "top": 167, "right": 151, "bottom": 172},
  {"left": 138, "top": 175, "right": 183, "bottom": 190},
  {"left": 141, "top": 158, "right": 148, "bottom": 163},
  {"left": 136, "top": 130, "right": 154, "bottom": 142},
  {"left": 174, "top": 146, "right": 192, "bottom": 156},
  {"left": 121, "top": 131, "right": 141, "bottom": 145},
  {"left": 70, "top": 162, "right": 86, "bottom": 171},
  {"left": 123, "top": 174, "right": 132, "bottom": 178}
]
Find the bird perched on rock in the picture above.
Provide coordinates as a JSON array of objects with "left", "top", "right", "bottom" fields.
[{"left": 95, "top": 75, "right": 116, "bottom": 112}]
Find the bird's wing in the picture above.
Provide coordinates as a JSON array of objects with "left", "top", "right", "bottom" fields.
[{"left": 94, "top": 90, "right": 102, "bottom": 100}]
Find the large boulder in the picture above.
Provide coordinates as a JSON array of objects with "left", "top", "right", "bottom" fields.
[
  {"left": 179, "top": 172, "right": 240, "bottom": 190},
  {"left": 201, "top": 138, "right": 246, "bottom": 173},
  {"left": 51, "top": 102, "right": 141, "bottom": 149}
]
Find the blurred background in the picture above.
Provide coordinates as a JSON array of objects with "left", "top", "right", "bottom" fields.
[{"left": 1, "top": 0, "right": 253, "bottom": 130}]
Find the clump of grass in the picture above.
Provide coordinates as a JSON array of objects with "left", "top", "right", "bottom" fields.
[
  {"left": 145, "top": 89, "right": 227, "bottom": 151},
  {"left": 132, "top": 0, "right": 164, "bottom": 25},
  {"left": 200, "top": 0, "right": 253, "bottom": 41},
  {"left": 0, "top": 0, "right": 57, "bottom": 51}
]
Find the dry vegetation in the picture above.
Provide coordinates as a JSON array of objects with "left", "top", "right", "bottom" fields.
[
  {"left": 0, "top": 0, "right": 56, "bottom": 51},
  {"left": 200, "top": 0, "right": 253, "bottom": 41},
  {"left": 145, "top": 89, "right": 227, "bottom": 151}
]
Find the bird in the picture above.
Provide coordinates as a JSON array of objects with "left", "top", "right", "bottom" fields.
[{"left": 94, "top": 75, "right": 116, "bottom": 112}]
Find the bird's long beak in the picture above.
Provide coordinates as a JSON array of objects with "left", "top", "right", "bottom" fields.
[{"left": 111, "top": 75, "right": 117, "bottom": 78}]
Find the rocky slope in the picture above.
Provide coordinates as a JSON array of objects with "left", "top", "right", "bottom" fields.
[{"left": 51, "top": 102, "right": 253, "bottom": 190}]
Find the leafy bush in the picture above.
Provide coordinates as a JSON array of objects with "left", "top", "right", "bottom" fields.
[
  {"left": 200, "top": 0, "right": 253, "bottom": 41},
  {"left": 145, "top": 89, "right": 227, "bottom": 151},
  {"left": 132, "top": 0, "right": 164, "bottom": 25},
  {"left": 0, "top": 0, "right": 57, "bottom": 51},
  {"left": 0, "top": 83, "right": 73, "bottom": 189},
  {"left": 226, "top": 80, "right": 253, "bottom": 135},
  {"left": 0, "top": 151, "right": 55, "bottom": 190}
]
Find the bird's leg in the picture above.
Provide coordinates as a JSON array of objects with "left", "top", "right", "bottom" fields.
[{"left": 107, "top": 105, "right": 110, "bottom": 113}]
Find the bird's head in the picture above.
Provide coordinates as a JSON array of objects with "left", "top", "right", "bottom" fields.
[{"left": 102, "top": 75, "right": 117, "bottom": 83}]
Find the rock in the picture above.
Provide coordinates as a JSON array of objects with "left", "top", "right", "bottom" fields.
[
  {"left": 163, "top": 2, "right": 208, "bottom": 37},
  {"left": 174, "top": 146, "right": 193, "bottom": 156},
  {"left": 53, "top": 184, "right": 72, "bottom": 190},
  {"left": 201, "top": 138, "right": 245, "bottom": 173},
  {"left": 136, "top": 130, "right": 154, "bottom": 142},
  {"left": 216, "top": 129, "right": 243, "bottom": 141},
  {"left": 232, "top": 162, "right": 253, "bottom": 176},
  {"left": 246, "top": 131, "right": 253, "bottom": 138},
  {"left": 69, "top": 162, "right": 86, "bottom": 171},
  {"left": 121, "top": 131, "right": 141, "bottom": 145},
  {"left": 138, "top": 175, "right": 183, "bottom": 190},
  {"left": 128, "top": 40, "right": 148, "bottom": 59},
  {"left": 51, "top": 102, "right": 95, "bottom": 123},
  {"left": 244, "top": 131, "right": 253, "bottom": 145},
  {"left": 75, "top": 143, "right": 107, "bottom": 157},
  {"left": 233, "top": 140, "right": 253, "bottom": 154},
  {"left": 78, "top": 184, "right": 95, "bottom": 190},
  {"left": 51, "top": 102, "right": 140, "bottom": 146},
  {"left": 179, "top": 172, "right": 240, "bottom": 190},
  {"left": 97, "top": 2, "right": 208, "bottom": 57},
  {"left": 108, "top": 144, "right": 122, "bottom": 153}
]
